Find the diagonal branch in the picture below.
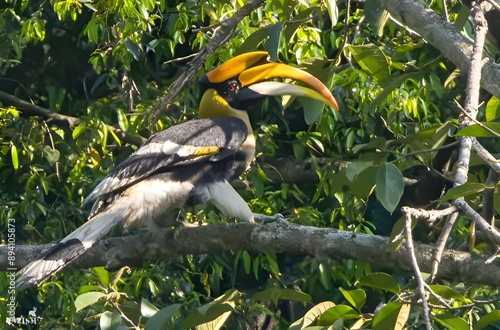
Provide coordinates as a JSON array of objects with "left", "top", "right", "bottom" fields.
[
  {"left": 3, "top": 220, "right": 500, "bottom": 288},
  {"left": 379, "top": 0, "right": 500, "bottom": 99},
  {"left": 148, "top": 0, "right": 266, "bottom": 123},
  {"left": 0, "top": 90, "right": 145, "bottom": 146}
]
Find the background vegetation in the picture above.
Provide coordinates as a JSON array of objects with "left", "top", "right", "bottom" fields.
[{"left": 0, "top": 0, "right": 499, "bottom": 328}]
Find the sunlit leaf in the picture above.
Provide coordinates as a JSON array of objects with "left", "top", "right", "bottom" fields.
[
  {"left": 99, "top": 311, "right": 121, "bottom": 330},
  {"left": 485, "top": 96, "right": 500, "bottom": 121},
  {"left": 145, "top": 304, "right": 181, "bottom": 329},
  {"left": 251, "top": 287, "right": 312, "bottom": 305},
  {"left": 75, "top": 291, "right": 106, "bottom": 312},
  {"left": 372, "top": 302, "right": 410, "bottom": 330},
  {"left": 347, "top": 44, "right": 391, "bottom": 85},
  {"left": 433, "top": 314, "right": 469, "bottom": 330},
  {"left": 439, "top": 182, "right": 487, "bottom": 201},
  {"left": 339, "top": 288, "right": 366, "bottom": 310},
  {"left": 141, "top": 298, "right": 159, "bottom": 318},
  {"left": 11, "top": 144, "right": 19, "bottom": 170},
  {"left": 358, "top": 273, "right": 400, "bottom": 293},
  {"left": 302, "top": 301, "right": 335, "bottom": 328},
  {"left": 116, "top": 108, "right": 129, "bottom": 132},
  {"left": 324, "top": 0, "right": 339, "bottom": 25},
  {"left": 317, "top": 305, "right": 359, "bottom": 325},
  {"left": 428, "top": 285, "right": 466, "bottom": 303},
  {"left": 455, "top": 122, "right": 500, "bottom": 137},
  {"left": 476, "top": 310, "right": 500, "bottom": 329}
]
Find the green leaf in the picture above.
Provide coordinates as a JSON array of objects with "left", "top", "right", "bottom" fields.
[
  {"left": 485, "top": 96, "right": 500, "bottom": 121},
  {"left": 145, "top": 304, "right": 181, "bottom": 329},
  {"left": 196, "top": 307, "right": 232, "bottom": 330},
  {"left": 141, "top": 298, "right": 159, "bottom": 318},
  {"left": 358, "top": 273, "right": 400, "bottom": 293},
  {"left": 116, "top": 108, "right": 129, "bottom": 132},
  {"left": 476, "top": 310, "right": 500, "bottom": 329},
  {"left": 439, "top": 182, "right": 487, "bottom": 201},
  {"left": 72, "top": 125, "right": 86, "bottom": 139},
  {"left": 433, "top": 314, "right": 470, "bottom": 330},
  {"left": 11, "top": 144, "right": 18, "bottom": 170},
  {"left": 427, "top": 285, "right": 466, "bottom": 303},
  {"left": 43, "top": 145, "right": 60, "bottom": 164},
  {"left": 324, "top": 0, "right": 339, "bottom": 25},
  {"left": 317, "top": 305, "right": 359, "bottom": 325},
  {"left": 372, "top": 302, "right": 410, "bottom": 330},
  {"left": 301, "top": 301, "right": 336, "bottom": 328},
  {"left": 75, "top": 291, "right": 106, "bottom": 312},
  {"left": 365, "top": 0, "right": 389, "bottom": 37},
  {"left": 375, "top": 163, "right": 404, "bottom": 213},
  {"left": 99, "top": 311, "right": 122, "bottom": 330},
  {"left": 242, "top": 251, "right": 251, "bottom": 274},
  {"left": 339, "top": 288, "right": 366, "bottom": 310},
  {"left": 263, "top": 22, "right": 282, "bottom": 62},
  {"left": 346, "top": 161, "right": 373, "bottom": 182},
  {"left": 181, "top": 303, "right": 233, "bottom": 328},
  {"left": 455, "top": 122, "right": 500, "bottom": 137},
  {"left": 251, "top": 287, "right": 311, "bottom": 305},
  {"left": 347, "top": 44, "right": 391, "bottom": 85},
  {"left": 93, "top": 267, "right": 110, "bottom": 287},
  {"left": 182, "top": 289, "right": 240, "bottom": 328},
  {"left": 300, "top": 98, "right": 324, "bottom": 125},
  {"left": 125, "top": 39, "right": 141, "bottom": 61}
]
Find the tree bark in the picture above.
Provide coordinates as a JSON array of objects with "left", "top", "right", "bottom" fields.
[
  {"left": 380, "top": 0, "right": 500, "bottom": 99},
  {"left": 3, "top": 219, "right": 500, "bottom": 287}
]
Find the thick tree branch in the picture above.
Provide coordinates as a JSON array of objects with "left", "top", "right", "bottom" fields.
[
  {"left": 3, "top": 220, "right": 500, "bottom": 287},
  {"left": 0, "top": 90, "right": 145, "bottom": 146},
  {"left": 148, "top": 0, "right": 265, "bottom": 123},
  {"left": 379, "top": 0, "right": 500, "bottom": 99}
]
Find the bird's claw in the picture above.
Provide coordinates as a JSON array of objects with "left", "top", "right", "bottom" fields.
[{"left": 252, "top": 213, "right": 284, "bottom": 225}]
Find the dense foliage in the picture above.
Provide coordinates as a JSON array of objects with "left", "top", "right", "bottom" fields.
[{"left": 0, "top": 0, "right": 499, "bottom": 329}]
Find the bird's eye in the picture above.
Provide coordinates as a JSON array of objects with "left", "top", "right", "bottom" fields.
[{"left": 228, "top": 81, "right": 238, "bottom": 91}]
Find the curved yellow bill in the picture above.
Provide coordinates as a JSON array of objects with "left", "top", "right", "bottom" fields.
[
  {"left": 238, "top": 63, "right": 339, "bottom": 110},
  {"left": 240, "top": 82, "right": 335, "bottom": 107},
  {"left": 205, "top": 51, "right": 269, "bottom": 83}
]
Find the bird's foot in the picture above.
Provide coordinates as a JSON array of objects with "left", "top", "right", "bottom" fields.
[
  {"left": 173, "top": 221, "right": 199, "bottom": 240},
  {"left": 253, "top": 213, "right": 284, "bottom": 226}
]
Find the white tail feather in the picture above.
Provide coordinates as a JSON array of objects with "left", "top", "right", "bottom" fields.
[{"left": 15, "top": 202, "right": 129, "bottom": 289}]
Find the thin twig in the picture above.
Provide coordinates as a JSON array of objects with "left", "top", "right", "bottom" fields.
[
  {"left": 472, "top": 138, "right": 500, "bottom": 175},
  {"left": 390, "top": 141, "right": 459, "bottom": 164},
  {"left": 192, "top": 22, "right": 223, "bottom": 32},
  {"left": 332, "top": 0, "right": 350, "bottom": 66},
  {"left": 441, "top": 0, "right": 450, "bottom": 21},
  {"left": 148, "top": 0, "right": 266, "bottom": 124},
  {"left": 112, "top": 301, "right": 140, "bottom": 330},
  {"left": 453, "top": 199, "right": 500, "bottom": 245},
  {"left": 455, "top": 99, "right": 500, "bottom": 139},
  {"left": 430, "top": 212, "right": 458, "bottom": 283},
  {"left": 423, "top": 282, "right": 452, "bottom": 309},
  {"left": 0, "top": 91, "right": 145, "bottom": 146},
  {"left": 163, "top": 53, "right": 199, "bottom": 64},
  {"left": 402, "top": 208, "right": 431, "bottom": 330}
]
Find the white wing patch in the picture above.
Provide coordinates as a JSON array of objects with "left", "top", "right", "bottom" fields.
[
  {"left": 135, "top": 140, "right": 219, "bottom": 158},
  {"left": 201, "top": 180, "right": 255, "bottom": 224}
]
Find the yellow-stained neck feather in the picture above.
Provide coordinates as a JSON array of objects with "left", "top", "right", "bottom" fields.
[{"left": 199, "top": 88, "right": 255, "bottom": 168}]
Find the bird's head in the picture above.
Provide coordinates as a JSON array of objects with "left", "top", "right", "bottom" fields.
[{"left": 198, "top": 51, "right": 339, "bottom": 119}]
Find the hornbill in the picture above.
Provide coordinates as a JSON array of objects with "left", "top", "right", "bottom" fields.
[{"left": 16, "top": 51, "right": 338, "bottom": 288}]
